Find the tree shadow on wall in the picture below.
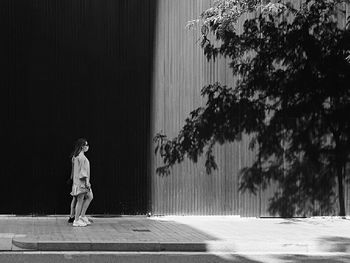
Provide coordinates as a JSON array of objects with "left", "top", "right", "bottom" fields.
[
  {"left": 266, "top": 173, "right": 338, "bottom": 218},
  {"left": 154, "top": 0, "right": 350, "bottom": 219},
  {"left": 241, "top": 155, "right": 339, "bottom": 218}
]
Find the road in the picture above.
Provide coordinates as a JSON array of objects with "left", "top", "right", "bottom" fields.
[{"left": 0, "top": 252, "right": 350, "bottom": 263}]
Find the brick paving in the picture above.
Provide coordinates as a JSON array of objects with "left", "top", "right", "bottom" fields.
[
  {"left": 0, "top": 216, "right": 214, "bottom": 251},
  {"left": 1, "top": 216, "right": 350, "bottom": 253}
]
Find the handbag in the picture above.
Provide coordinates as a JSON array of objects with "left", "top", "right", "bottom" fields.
[{"left": 79, "top": 184, "right": 90, "bottom": 194}]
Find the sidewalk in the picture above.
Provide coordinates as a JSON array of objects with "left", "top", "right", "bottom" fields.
[{"left": 1, "top": 216, "right": 350, "bottom": 254}]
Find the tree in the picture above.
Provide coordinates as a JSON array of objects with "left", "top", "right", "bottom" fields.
[{"left": 154, "top": 0, "right": 350, "bottom": 217}]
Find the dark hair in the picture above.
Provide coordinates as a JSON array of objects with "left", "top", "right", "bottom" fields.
[{"left": 70, "top": 138, "right": 88, "bottom": 159}]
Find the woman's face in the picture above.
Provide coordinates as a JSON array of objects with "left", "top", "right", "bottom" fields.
[{"left": 82, "top": 142, "right": 89, "bottom": 152}]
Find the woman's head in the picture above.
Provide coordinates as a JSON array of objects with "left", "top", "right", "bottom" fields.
[{"left": 71, "top": 138, "right": 89, "bottom": 158}]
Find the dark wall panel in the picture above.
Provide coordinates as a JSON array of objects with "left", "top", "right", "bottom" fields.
[{"left": 0, "top": 0, "right": 156, "bottom": 214}]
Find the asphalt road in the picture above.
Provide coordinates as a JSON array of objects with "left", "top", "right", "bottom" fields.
[{"left": 1, "top": 252, "right": 350, "bottom": 263}]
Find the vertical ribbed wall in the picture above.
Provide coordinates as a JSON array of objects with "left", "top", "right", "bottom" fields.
[
  {"left": 151, "top": 0, "right": 257, "bottom": 216},
  {"left": 341, "top": 2, "right": 350, "bottom": 217},
  {"left": 151, "top": 0, "right": 350, "bottom": 216}
]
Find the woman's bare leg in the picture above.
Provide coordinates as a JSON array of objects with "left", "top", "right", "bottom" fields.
[
  {"left": 74, "top": 194, "right": 85, "bottom": 221},
  {"left": 70, "top": 197, "right": 76, "bottom": 218},
  {"left": 80, "top": 191, "right": 93, "bottom": 217}
]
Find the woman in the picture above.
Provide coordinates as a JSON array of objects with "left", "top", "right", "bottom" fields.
[{"left": 69, "top": 138, "right": 93, "bottom": 227}]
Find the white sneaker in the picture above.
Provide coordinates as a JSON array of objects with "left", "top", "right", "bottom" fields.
[
  {"left": 79, "top": 216, "right": 91, "bottom": 225},
  {"left": 73, "top": 219, "right": 87, "bottom": 227}
]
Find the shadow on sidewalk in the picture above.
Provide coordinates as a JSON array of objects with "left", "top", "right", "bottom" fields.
[
  {"left": 317, "top": 236, "right": 350, "bottom": 253},
  {"left": 275, "top": 255, "right": 350, "bottom": 263},
  {"left": 170, "top": 254, "right": 350, "bottom": 263}
]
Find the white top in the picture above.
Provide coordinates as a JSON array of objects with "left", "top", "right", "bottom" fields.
[{"left": 70, "top": 152, "right": 91, "bottom": 196}]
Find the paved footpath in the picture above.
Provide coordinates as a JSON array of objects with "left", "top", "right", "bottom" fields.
[{"left": 1, "top": 216, "right": 350, "bottom": 262}]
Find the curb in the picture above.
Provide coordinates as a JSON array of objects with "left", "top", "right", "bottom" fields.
[{"left": 12, "top": 237, "right": 207, "bottom": 252}]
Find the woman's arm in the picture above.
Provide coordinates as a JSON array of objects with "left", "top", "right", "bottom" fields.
[{"left": 70, "top": 158, "right": 74, "bottom": 179}]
